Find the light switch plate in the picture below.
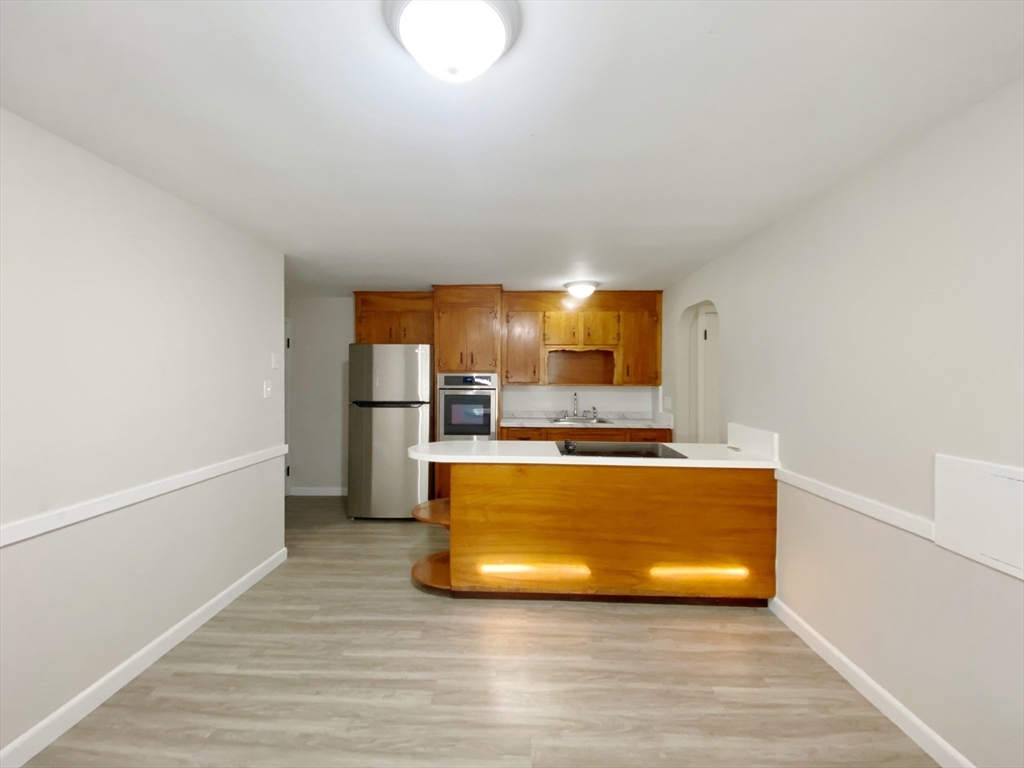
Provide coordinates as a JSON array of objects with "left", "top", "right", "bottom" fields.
[
  {"left": 263, "top": 380, "right": 272, "bottom": 398},
  {"left": 663, "top": 396, "right": 673, "bottom": 410},
  {"left": 271, "top": 353, "right": 281, "bottom": 369}
]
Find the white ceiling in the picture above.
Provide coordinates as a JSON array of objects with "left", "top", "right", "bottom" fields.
[{"left": 2, "top": 1, "right": 1022, "bottom": 295}]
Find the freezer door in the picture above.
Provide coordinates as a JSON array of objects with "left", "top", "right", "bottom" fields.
[
  {"left": 347, "top": 403, "right": 430, "bottom": 518},
  {"left": 349, "top": 344, "right": 431, "bottom": 403}
]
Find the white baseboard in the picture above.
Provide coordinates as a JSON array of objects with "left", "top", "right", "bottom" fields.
[
  {"left": 0, "top": 547, "right": 287, "bottom": 768},
  {"left": 289, "top": 486, "right": 346, "bottom": 496},
  {"left": 769, "top": 598, "right": 973, "bottom": 768}
]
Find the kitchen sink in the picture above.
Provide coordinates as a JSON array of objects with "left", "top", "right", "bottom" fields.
[
  {"left": 549, "top": 417, "right": 614, "bottom": 424},
  {"left": 557, "top": 440, "right": 687, "bottom": 459}
]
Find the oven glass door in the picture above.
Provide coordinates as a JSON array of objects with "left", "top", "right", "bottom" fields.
[{"left": 441, "top": 392, "right": 493, "bottom": 437}]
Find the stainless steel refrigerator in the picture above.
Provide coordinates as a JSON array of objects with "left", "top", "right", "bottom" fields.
[{"left": 347, "top": 344, "right": 431, "bottom": 519}]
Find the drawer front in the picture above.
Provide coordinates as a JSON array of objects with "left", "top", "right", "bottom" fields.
[
  {"left": 501, "top": 427, "right": 548, "bottom": 441},
  {"left": 548, "top": 428, "right": 629, "bottom": 442},
  {"left": 629, "top": 429, "right": 674, "bottom": 443}
]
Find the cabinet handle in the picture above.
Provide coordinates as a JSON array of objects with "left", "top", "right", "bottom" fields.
[
  {"left": 402, "top": 327, "right": 407, "bottom": 339},
  {"left": 532, "top": 365, "right": 537, "bottom": 378},
  {"left": 626, "top": 364, "right": 630, "bottom": 377},
  {"left": 470, "top": 352, "right": 475, "bottom": 366},
  {"left": 460, "top": 352, "right": 464, "bottom": 365},
  {"left": 388, "top": 327, "right": 393, "bottom": 341}
]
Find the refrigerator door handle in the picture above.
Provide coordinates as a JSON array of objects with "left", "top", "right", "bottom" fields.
[{"left": 351, "top": 401, "right": 426, "bottom": 408}]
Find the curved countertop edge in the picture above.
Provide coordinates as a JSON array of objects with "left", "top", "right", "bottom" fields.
[{"left": 408, "top": 441, "right": 779, "bottom": 469}]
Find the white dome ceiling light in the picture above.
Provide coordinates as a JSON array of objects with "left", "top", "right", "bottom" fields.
[
  {"left": 383, "top": 0, "right": 521, "bottom": 83},
  {"left": 565, "top": 281, "right": 599, "bottom": 299}
]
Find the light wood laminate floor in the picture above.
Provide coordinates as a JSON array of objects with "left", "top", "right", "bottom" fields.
[{"left": 28, "top": 496, "right": 935, "bottom": 768}]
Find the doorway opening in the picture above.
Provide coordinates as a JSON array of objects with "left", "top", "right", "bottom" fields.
[{"left": 674, "top": 301, "right": 721, "bottom": 443}]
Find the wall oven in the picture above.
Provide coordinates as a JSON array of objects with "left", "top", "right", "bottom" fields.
[{"left": 437, "top": 373, "right": 498, "bottom": 441}]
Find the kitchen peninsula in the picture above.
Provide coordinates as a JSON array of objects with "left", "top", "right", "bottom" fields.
[{"left": 408, "top": 425, "right": 780, "bottom": 602}]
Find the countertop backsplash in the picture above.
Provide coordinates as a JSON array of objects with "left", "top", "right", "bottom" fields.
[
  {"left": 502, "top": 410, "right": 654, "bottom": 421},
  {"left": 501, "top": 386, "right": 668, "bottom": 426}
]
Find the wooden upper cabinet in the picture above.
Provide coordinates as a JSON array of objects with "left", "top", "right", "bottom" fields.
[
  {"left": 354, "top": 292, "right": 434, "bottom": 345},
  {"left": 435, "top": 308, "right": 465, "bottom": 371},
  {"left": 503, "top": 291, "right": 661, "bottom": 386},
  {"left": 581, "top": 310, "right": 620, "bottom": 346},
  {"left": 620, "top": 310, "right": 661, "bottom": 385},
  {"left": 504, "top": 311, "right": 542, "bottom": 384},
  {"left": 437, "top": 307, "right": 498, "bottom": 372},
  {"left": 399, "top": 311, "right": 433, "bottom": 344},
  {"left": 434, "top": 285, "right": 502, "bottom": 373},
  {"left": 464, "top": 307, "right": 499, "bottom": 370},
  {"left": 543, "top": 311, "right": 578, "bottom": 345},
  {"left": 356, "top": 310, "right": 400, "bottom": 344}
]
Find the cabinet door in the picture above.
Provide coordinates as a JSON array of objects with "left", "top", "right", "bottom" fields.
[
  {"left": 629, "top": 429, "right": 674, "bottom": 443},
  {"left": 400, "top": 311, "right": 434, "bottom": 344},
  {"left": 504, "top": 311, "right": 542, "bottom": 384},
  {"left": 357, "top": 311, "right": 400, "bottom": 344},
  {"left": 435, "top": 308, "right": 466, "bottom": 372},
  {"left": 543, "top": 311, "right": 578, "bottom": 346},
  {"left": 620, "top": 310, "right": 660, "bottom": 384},
  {"left": 464, "top": 307, "right": 499, "bottom": 370},
  {"left": 581, "top": 310, "right": 620, "bottom": 345}
]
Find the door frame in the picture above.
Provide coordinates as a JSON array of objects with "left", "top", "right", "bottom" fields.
[
  {"left": 284, "top": 317, "right": 292, "bottom": 496},
  {"left": 696, "top": 306, "right": 718, "bottom": 443}
]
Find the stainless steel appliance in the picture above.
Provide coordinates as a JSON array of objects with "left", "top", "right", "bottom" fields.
[
  {"left": 557, "top": 440, "right": 686, "bottom": 459},
  {"left": 437, "top": 373, "right": 498, "bottom": 441},
  {"left": 348, "top": 344, "right": 431, "bottom": 519}
]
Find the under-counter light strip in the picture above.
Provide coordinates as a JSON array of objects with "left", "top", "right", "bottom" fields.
[
  {"left": 478, "top": 563, "right": 750, "bottom": 580},
  {"left": 649, "top": 565, "right": 750, "bottom": 579},
  {"left": 479, "top": 563, "right": 592, "bottom": 577}
]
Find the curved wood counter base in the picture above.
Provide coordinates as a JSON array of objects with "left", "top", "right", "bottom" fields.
[
  {"left": 411, "top": 498, "right": 451, "bottom": 528},
  {"left": 411, "top": 550, "right": 451, "bottom": 591},
  {"left": 448, "top": 463, "right": 777, "bottom": 600}
]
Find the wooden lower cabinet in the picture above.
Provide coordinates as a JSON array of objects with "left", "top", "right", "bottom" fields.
[
  {"left": 434, "top": 464, "right": 451, "bottom": 499},
  {"left": 500, "top": 427, "right": 674, "bottom": 442},
  {"left": 448, "top": 463, "right": 777, "bottom": 599}
]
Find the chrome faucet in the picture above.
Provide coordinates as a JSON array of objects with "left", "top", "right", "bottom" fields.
[{"left": 573, "top": 392, "right": 578, "bottom": 417}]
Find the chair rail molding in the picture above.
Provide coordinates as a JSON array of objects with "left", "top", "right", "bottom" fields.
[
  {"left": 0, "top": 444, "right": 289, "bottom": 548},
  {"left": 775, "top": 468, "right": 934, "bottom": 540}
]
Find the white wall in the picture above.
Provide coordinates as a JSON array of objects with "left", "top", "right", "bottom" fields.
[
  {"left": 286, "top": 297, "right": 353, "bottom": 495},
  {"left": 0, "top": 109, "right": 285, "bottom": 758},
  {"left": 662, "top": 80, "right": 1024, "bottom": 767}
]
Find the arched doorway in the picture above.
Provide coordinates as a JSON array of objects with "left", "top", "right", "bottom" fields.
[{"left": 674, "top": 301, "right": 720, "bottom": 443}]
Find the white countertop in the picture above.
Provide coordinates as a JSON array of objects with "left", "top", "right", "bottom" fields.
[
  {"left": 408, "top": 440, "right": 779, "bottom": 469},
  {"left": 500, "top": 418, "right": 673, "bottom": 430}
]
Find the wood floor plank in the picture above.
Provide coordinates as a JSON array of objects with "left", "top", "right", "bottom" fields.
[{"left": 24, "top": 497, "right": 935, "bottom": 767}]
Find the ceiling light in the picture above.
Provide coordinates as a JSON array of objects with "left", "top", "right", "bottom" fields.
[
  {"left": 383, "top": 0, "right": 521, "bottom": 83},
  {"left": 565, "top": 281, "right": 599, "bottom": 298}
]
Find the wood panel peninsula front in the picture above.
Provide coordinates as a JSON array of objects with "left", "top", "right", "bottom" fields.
[{"left": 407, "top": 439, "right": 779, "bottom": 602}]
